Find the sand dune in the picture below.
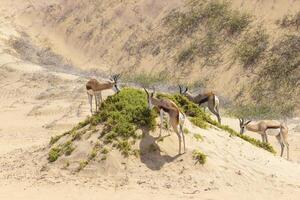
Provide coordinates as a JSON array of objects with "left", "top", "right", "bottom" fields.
[{"left": 0, "top": 1, "right": 300, "bottom": 199}]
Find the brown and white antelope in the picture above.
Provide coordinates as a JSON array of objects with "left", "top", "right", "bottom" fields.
[
  {"left": 179, "top": 85, "right": 221, "bottom": 124},
  {"left": 239, "top": 118, "right": 289, "bottom": 159},
  {"left": 144, "top": 88, "right": 186, "bottom": 155},
  {"left": 86, "top": 74, "right": 121, "bottom": 114}
]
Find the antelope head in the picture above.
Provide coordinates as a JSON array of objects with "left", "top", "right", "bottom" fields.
[
  {"left": 110, "top": 74, "right": 121, "bottom": 93},
  {"left": 178, "top": 85, "right": 188, "bottom": 95},
  {"left": 144, "top": 87, "right": 155, "bottom": 110},
  {"left": 239, "top": 118, "right": 252, "bottom": 134}
]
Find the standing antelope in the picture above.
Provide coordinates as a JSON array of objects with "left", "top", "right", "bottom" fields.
[
  {"left": 179, "top": 85, "right": 221, "bottom": 124},
  {"left": 144, "top": 88, "right": 186, "bottom": 155},
  {"left": 86, "top": 74, "right": 121, "bottom": 114},
  {"left": 239, "top": 118, "right": 289, "bottom": 159}
]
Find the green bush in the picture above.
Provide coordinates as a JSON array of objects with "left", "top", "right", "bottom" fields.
[
  {"left": 48, "top": 147, "right": 61, "bottom": 162},
  {"left": 193, "top": 150, "right": 207, "bottom": 165},
  {"left": 48, "top": 140, "right": 75, "bottom": 162}
]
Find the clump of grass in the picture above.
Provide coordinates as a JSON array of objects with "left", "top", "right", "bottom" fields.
[
  {"left": 177, "top": 43, "right": 198, "bottom": 64},
  {"left": 48, "top": 140, "right": 75, "bottom": 162},
  {"left": 123, "top": 72, "right": 170, "bottom": 88},
  {"left": 277, "top": 12, "right": 300, "bottom": 30},
  {"left": 235, "top": 27, "right": 269, "bottom": 67},
  {"left": 101, "top": 147, "right": 109, "bottom": 154},
  {"left": 77, "top": 160, "right": 89, "bottom": 172},
  {"left": 48, "top": 147, "right": 61, "bottom": 162},
  {"left": 192, "top": 150, "right": 207, "bottom": 165},
  {"left": 194, "top": 133, "right": 203, "bottom": 141},
  {"left": 116, "top": 140, "right": 132, "bottom": 157},
  {"left": 183, "top": 128, "right": 190, "bottom": 135},
  {"left": 88, "top": 143, "right": 101, "bottom": 161}
]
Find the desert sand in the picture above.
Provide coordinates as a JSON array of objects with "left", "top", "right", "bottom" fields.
[{"left": 1, "top": 0, "right": 300, "bottom": 200}]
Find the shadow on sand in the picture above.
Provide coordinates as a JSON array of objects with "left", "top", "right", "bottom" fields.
[{"left": 139, "top": 129, "right": 182, "bottom": 170}]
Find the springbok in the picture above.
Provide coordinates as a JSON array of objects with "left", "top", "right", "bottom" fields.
[
  {"left": 239, "top": 118, "right": 289, "bottom": 159},
  {"left": 179, "top": 85, "right": 221, "bottom": 124},
  {"left": 86, "top": 74, "right": 121, "bottom": 114},
  {"left": 144, "top": 88, "right": 186, "bottom": 155}
]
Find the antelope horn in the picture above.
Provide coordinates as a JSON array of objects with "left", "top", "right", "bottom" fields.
[
  {"left": 178, "top": 85, "right": 182, "bottom": 93},
  {"left": 144, "top": 88, "right": 149, "bottom": 97}
]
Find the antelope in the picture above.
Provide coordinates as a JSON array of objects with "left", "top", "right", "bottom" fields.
[
  {"left": 239, "top": 118, "right": 289, "bottom": 160},
  {"left": 179, "top": 85, "right": 221, "bottom": 124},
  {"left": 86, "top": 74, "right": 121, "bottom": 114},
  {"left": 144, "top": 88, "right": 186, "bottom": 155}
]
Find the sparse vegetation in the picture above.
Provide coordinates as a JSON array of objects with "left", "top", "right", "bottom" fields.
[
  {"left": 177, "top": 43, "right": 198, "bottom": 64},
  {"left": 48, "top": 140, "right": 75, "bottom": 162},
  {"left": 251, "top": 34, "right": 300, "bottom": 117},
  {"left": 123, "top": 72, "right": 170, "bottom": 87},
  {"left": 227, "top": 103, "right": 283, "bottom": 120},
  {"left": 192, "top": 150, "right": 207, "bottom": 165},
  {"left": 194, "top": 133, "right": 203, "bottom": 141},
  {"left": 165, "top": 1, "right": 251, "bottom": 66},
  {"left": 164, "top": 0, "right": 251, "bottom": 36},
  {"left": 278, "top": 12, "right": 300, "bottom": 30},
  {"left": 235, "top": 28, "right": 269, "bottom": 67}
]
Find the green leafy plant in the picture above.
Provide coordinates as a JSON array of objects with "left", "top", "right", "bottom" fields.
[{"left": 193, "top": 150, "right": 207, "bottom": 165}]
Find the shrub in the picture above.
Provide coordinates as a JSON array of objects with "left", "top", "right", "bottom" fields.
[
  {"left": 177, "top": 43, "right": 198, "bottom": 64},
  {"left": 192, "top": 150, "right": 207, "bottom": 165},
  {"left": 278, "top": 12, "right": 300, "bottom": 30},
  {"left": 48, "top": 140, "right": 75, "bottom": 162},
  {"left": 235, "top": 28, "right": 269, "bottom": 67},
  {"left": 48, "top": 147, "right": 61, "bottom": 162},
  {"left": 194, "top": 133, "right": 203, "bottom": 141}
]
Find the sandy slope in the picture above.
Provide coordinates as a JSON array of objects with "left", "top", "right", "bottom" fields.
[
  {"left": 1, "top": 35, "right": 300, "bottom": 199},
  {"left": 1, "top": 1, "right": 300, "bottom": 200}
]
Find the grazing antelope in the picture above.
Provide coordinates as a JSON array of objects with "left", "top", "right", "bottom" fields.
[
  {"left": 86, "top": 74, "right": 121, "bottom": 114},
  {"left": 144, "top": 88, "right": 186, "bottom": 155},
  {"left": 179, "top": 85, "right": 221, "bottom": 124},
  {"left": 239, "top": 118, "right": 289, "bottom": 159}
]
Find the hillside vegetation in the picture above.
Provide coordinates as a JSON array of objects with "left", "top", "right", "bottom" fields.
[
  {"left": 15, "top": 0, "right": 300, "bottom": 116},
  {"left": 48, "top": 88, "right": 274, "bottom": 171}
]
